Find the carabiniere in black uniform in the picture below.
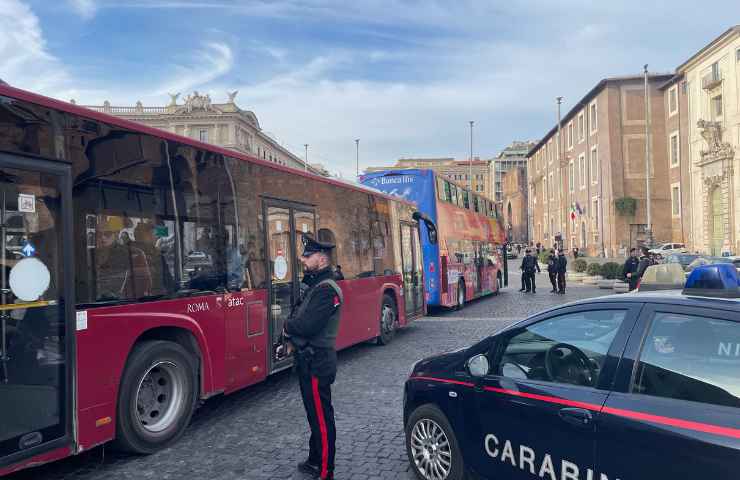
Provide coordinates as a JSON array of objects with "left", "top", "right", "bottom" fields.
[{"left": 284, "top": 235, "right": 343, "bottom": 480}]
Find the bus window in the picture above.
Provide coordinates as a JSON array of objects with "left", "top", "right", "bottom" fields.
[
  {"left": 171, "top": 145, "right": 237, "bottom": 293},
  {"left": 73, "top": 132, "right": 178, "bottom": 303}
]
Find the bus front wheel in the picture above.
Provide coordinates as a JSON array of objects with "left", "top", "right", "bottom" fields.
[
  {"left": 114, "top": 340, "right": 198, "bottom": 454},
  {"left": 377, "top": 294, "right": 397, "bottom": 345}
]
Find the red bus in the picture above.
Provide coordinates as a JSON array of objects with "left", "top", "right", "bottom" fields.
[
  {"left": 0, "top": 84, "right": 434, "bottom": 476},
  {"left": 362, "top": 169, "right": 506, "bottom": 308}
]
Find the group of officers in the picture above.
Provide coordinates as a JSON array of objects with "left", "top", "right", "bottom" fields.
[
  {"left": 517, "top": 244, "right": 657, "bottom": 296},
  {"left": 518, "top": 248, "right": 568, "bottom": 294}
]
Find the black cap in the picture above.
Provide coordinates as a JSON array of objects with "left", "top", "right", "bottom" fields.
[{"left": 301, "top": 234, "right": 335, "bottom": 257}]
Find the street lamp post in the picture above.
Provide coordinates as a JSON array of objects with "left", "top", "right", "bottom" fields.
[
  {"left": 555, "top": 96, "right": 563, "bottom": 249},
  {"left": 304, "top": 144, "right": 309, "bottom": 172},
  {"left": 643, "top": 64, "right": 653, "bottom": 245},
  {"left": 469, "top": 121, "right": 474, "bottom": 191},
  {"left": 355, "top": 139, "right": 360, "bottom": 178}
]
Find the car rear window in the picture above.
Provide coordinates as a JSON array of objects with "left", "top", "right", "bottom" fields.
[{"left": 632, "top": 312, "right": 740, "bottom": 408}]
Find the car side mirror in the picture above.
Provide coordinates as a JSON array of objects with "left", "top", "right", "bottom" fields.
[{"left": 466, "top": 354, "right": 490, "bottom": 378}]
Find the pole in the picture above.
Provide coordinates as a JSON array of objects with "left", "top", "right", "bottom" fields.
[
  {"left": 355, "top": 139, "right": 360, "bottom": 177},
  {"left": 556, "top": 97, "right": 563, "bottom": 250},
  {"left": 304, "top": 144, "right": 308, "bottom": 172},
  {"left": 556, "top": 97, "right": 564, "bottom": 248},
  {"left": 469, "top": 121, "right": 474, "bottom": 191},
  {"left": 643, "top": 65, "right": 652, "bottom": 244}
]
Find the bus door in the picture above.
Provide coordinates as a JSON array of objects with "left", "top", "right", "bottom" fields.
[
  {"left": 401, "top": 223, "right": 424, "bottom": 318},
  {"left": 263, "top": 200, "right": 315, "bottom": 372},
  {"left": 0, "top": 153, "right": 74, "bottom": 468}
]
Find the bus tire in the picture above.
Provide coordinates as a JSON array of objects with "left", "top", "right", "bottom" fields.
[
  {"left": 377, "top": 293, "right": 397, "bottom": 345},
  {"left": 114, "top": 340, "right": 197, "bottom": 454},
  {"left": 456, "top": 280, "right": 465, "bottom": 310},
  {"left": 406, "top": 404, "right": 467, "bottom": 480}
]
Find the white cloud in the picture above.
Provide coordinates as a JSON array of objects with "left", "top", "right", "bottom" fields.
[
  {"left": 68, "top": 0, "right": 96, "bottom": 19},
  {"left": 0, "top": 0, "right": 75, "bottom": 96},
  {"left": 154, "top": 42, "right": 234, "bottom": 96}
]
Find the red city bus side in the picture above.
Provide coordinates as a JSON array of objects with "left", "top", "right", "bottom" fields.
[{"left": 0, "top": 84, "right": 424, "bottom": 476}]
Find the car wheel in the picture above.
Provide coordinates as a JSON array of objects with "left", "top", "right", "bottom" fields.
[
  {"left": 376, "top": 293, "right": 397, "bottom": 345},
  {"left": 114, "top": 340, "right": 197, "bottom": 453},
  {"left": 406, "top": 404, "right": 466, "bottom": 480}
]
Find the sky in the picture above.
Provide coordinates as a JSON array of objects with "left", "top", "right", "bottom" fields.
[{"left": 1, "top": 0, "right": 739, "bottom": 178}]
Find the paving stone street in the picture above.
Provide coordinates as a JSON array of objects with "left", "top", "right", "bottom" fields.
[{"left": 11, "top": 273, "right": 605, "bottom": 480}]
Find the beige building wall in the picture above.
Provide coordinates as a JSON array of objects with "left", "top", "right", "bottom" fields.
[
  {"left": 528, "top": 74, "right": 673, "bottom": 256},
  {"left": 678, "top": 26, "right": 740, "bottom": 255},
  {"left": 660, "top": 75, "right": 692, "bottom": 245}
]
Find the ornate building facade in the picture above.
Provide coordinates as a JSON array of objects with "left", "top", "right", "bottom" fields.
[
  {"left": 82, "top": 91, "right": 324, "bottom": 174},
  {"left": 677, "top": 26, "right": 740, "bottom": 255}
]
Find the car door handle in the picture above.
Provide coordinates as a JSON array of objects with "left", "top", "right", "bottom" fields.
[{"left": 558, "top": 407, "right": 593, "bottom": 428}]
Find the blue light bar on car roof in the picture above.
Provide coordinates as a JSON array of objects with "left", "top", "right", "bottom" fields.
[{"left": 683, "top": 263, "right": 740, "bottom": 298}]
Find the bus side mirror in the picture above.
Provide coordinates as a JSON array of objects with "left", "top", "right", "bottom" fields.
[{"left": 412, "top": 211, "right": 438, "bottom": 245}]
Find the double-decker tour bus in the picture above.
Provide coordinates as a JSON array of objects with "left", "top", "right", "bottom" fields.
[
  {"left": 0, "top": 84, "right": 437, "bottom": 476},
  {"left": 361, "top": 169, "right": 505, "bottom": 309}
]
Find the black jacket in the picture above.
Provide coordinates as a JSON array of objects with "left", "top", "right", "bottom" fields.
[
  {"left": 546, "top": 254, "right": 557, "bottom": 273},
  {"left": 556, "top": 255, "right": 567, "bottom": 274},
  {"left": 636, "top": 255, "right": 652, "bottom": 279},
  {"left": 285, "top": 267, "right": 342, "bottom": 344},
  {"left": 521, "top": 255, "right": 541, "bottom": 273},
  {"left": 623, "top": 256, "right": 639, "bottom": 280}
]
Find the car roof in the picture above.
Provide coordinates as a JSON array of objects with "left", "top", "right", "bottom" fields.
[{"left": 537, "top": 290, "right": 740, "bottom": 316}]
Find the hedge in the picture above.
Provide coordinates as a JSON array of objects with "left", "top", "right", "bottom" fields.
[
  {"left": 538, "top": 251, "right": 550, "bottom": 265},
  {"left": 600, "top": 262, "right": 620, "bottom": 280},
  {"left": 586, "top": 263, "right": 603, "bottom": 276},
  {"left": 574, "top": 259, "right": 588, "bottom": 273}
]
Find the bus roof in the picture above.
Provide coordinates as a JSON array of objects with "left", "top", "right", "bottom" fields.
[
  {"left": 0, "top": 84, "right": 414, "bottom": 207},
  {"left": 362, "top": 168, "right": 478, "bottom": 197}
]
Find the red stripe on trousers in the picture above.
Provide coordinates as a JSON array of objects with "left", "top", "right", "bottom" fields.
[{"left": 312, "top": 376, "right": 330, "bottom": 479}]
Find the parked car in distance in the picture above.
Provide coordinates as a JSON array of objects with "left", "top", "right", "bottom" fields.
[{"left": 648, "top": 242, "right": 686, "bottom": 257}]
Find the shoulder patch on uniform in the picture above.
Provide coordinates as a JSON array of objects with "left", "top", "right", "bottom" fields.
[{"left": 333, "top": 295, "right": 340, "bottom": 307}]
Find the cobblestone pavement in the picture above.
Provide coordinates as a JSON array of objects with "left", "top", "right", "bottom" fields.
[{"left": 11, "top": 276, "right": 605, "bottom": 480}]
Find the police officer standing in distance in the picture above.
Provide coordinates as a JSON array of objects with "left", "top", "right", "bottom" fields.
[
  {"left": 520, "top": 248, "right": 541, "bottom": 293},
  {"left": 284, "top": 235, "right": 343, "bottom": 480}
]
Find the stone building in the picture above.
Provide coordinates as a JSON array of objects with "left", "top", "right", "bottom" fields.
[
  {"left": 501, "top": 166, "right": 528, "bottom": 242},
  {"left": 82, "top": 91, "right": 324, "bottom": 175},
  {"left": 676, "top": 26, "right": 740, "bottom": 256},
  {"left": 492, "top": 141, "right": 536, "bottom": 205},
  {"left": 364, "top": 157, "right": 494, "bottom": 201},
  {"left": 659, "top": 74, "right": 692, "bottom": 246},
  {"left": 527, "top": 73, "right": 674, "bottom": 257}
]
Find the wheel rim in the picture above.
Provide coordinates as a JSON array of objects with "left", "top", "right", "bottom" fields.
[
  {"left": 381, "top": 304, "right": 395, "bottom": 336},
  {"left": 135, "top": 361, "right": 187, "bottom": 433},
  {"left": 410, "top": 418, "right": 452, "bottom": 480}
]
